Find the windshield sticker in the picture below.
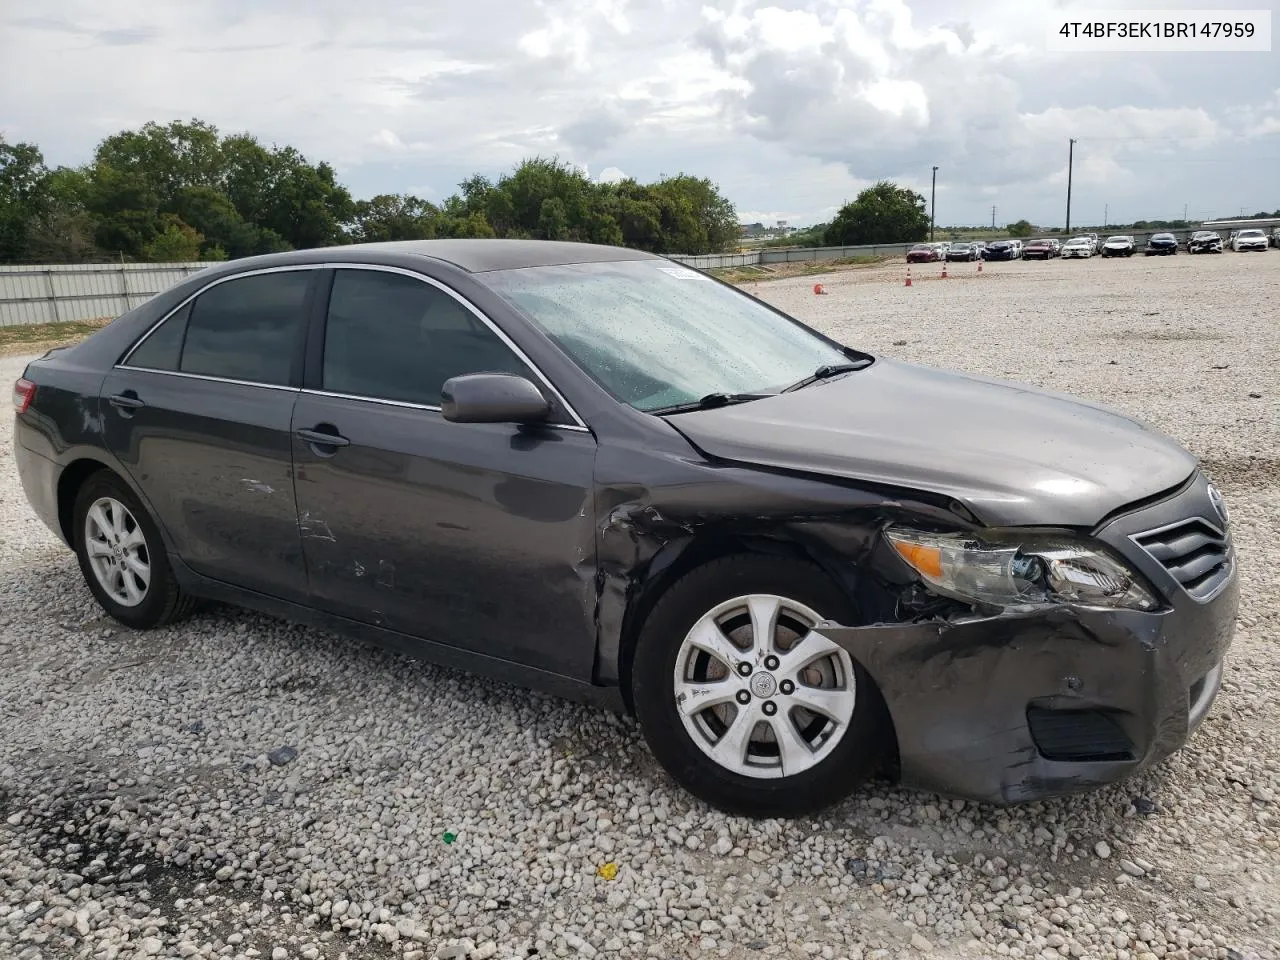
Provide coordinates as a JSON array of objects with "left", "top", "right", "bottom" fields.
[{"left": 656, "top": 266, "right": 708, "bottom": 280}]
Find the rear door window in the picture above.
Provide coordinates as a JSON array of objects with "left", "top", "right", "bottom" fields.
[{"left": 180, "top": 271, "right": 312, "bottom": 385}]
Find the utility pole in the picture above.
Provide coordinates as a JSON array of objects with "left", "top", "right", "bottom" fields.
[
  {"left": 1104, "top": 204, "right": 1108, "bottom": 229},
  {"left": 991, "top": 205, "right": 996, "bottom": 229},
  {"left": 930, "top": 166, "right": 938, "bottom": 242},
  {"left": 1065, "top": 138, "right": 1076, "bottom": 234}
]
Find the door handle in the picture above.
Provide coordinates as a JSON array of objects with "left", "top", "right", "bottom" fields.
[
  {"left": 108, "top": 392, "right": 145, "bottom": 412},
  {"left": 296, "top": 426, "right": 350, "bottom": 448}
]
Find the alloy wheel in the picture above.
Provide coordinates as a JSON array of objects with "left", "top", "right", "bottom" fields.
[
  {"left": 83, "top": 496, "right": 151, "bottom": 607},
  {"left": 673, "top": 594, "right": 857, "bottom": 779}
]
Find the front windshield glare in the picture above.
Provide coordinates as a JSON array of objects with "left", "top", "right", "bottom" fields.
[{"left": 485, "top": 260, "right": 851, "bottom": 412}]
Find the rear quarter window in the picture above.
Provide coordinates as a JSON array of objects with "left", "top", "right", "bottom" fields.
[{"left": 124, "top": 303, "right": 191, "bottom": 371}]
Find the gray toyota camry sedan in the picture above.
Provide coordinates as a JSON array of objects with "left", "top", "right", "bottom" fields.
[{"left": 12, "top": 240, "right": 1237, "bottom": 817}]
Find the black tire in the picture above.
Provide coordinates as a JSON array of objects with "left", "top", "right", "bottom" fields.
[
  {"left": 631, "top": 555, "right": 888, "bottom": 818},
  {"left": 72, "top": 470, "right": 196, "bottom": 629}
]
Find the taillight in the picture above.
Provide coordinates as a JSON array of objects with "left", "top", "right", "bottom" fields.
[{"left": 13, "top": 377, "right": 35, "bottom": 414}]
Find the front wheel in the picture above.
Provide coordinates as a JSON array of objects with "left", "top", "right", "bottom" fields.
[{"left": 632, "top": 556, "right": 888, "bottom": 818}]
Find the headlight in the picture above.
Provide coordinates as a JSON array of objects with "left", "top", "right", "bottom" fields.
[{"left": 884, "top": 526, "right": 1160, "bottom": 611}]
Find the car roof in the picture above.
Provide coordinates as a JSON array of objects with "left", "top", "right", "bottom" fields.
[
  {"left": 339, "top": 239, "right": 660, "bottom": 272},
  {"left": 198, "top": 239, "right": 662, "bottom": 276}
]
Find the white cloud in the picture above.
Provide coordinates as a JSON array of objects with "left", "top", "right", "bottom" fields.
[{"left": 0, "top": 0, "right": 1276, "bottom": 229}]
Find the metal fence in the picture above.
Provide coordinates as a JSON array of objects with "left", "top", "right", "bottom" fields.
[
  {"left": 0, "top": 262, "right": 211, "bottom": 327},
  {"left": 668, "top": 243, "right": 915, "bottom": 269},
  {"left": 0, "top": 228, "right": 1218, "bottom": 327}
]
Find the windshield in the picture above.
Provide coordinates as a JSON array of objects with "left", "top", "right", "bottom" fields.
[
  {"left": 1239, "top": 230, "right": 1265, "bottom": 238},
  {"left": 909, "top": 244, "right": 932, "bottom": 250},
  {"left": 1105, "top": 236, "right": 1128, "bottom": 242},
  {"left": 484, "top": 259, "right": 852, "bottom": 412}
]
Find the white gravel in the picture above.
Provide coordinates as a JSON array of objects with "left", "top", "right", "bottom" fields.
[{"left": 2, "top": 251, "right": 1278, "bottom": 960}]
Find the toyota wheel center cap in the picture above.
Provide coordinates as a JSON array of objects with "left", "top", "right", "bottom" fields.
[{"left": 750, "top": 673, "right": 778, "bottom": 698}]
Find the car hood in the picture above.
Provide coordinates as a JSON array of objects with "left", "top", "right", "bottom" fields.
[{"left": 666, "top": 358, "right": 1196, "bottom": 528}]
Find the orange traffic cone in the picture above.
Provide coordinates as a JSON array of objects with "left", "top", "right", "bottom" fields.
[
  {"left": 813, "top": 282, "right": 825, "bottom": 295},
  {"left": 940, "top": 261, "right": 948, "bottom": 279},
  {"left": 977, "top": 258, "right": 983, "bottom": 273},
  {"left": 904, "top": 267, "right": 912, "bottom": 287}
]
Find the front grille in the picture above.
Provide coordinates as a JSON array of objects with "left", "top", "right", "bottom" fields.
[
  {"left": 1132, "top": 517, "right": 1232, "bottom": 600},
  {"left": 1027, "top": 708, "right": 1135, "bottom": 762}
]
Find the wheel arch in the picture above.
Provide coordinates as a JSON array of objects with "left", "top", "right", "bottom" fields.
[
  {"left": 615, "top": 532, "right": 863, "bottom": 714},
  {"left": 56, "top": 457, "right": 114, "bottom": 547},
  {"left": 56, "top": 456, "right": 175, "bottom": 553}
]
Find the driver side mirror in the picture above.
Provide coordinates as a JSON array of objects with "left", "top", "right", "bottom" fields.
[{"left": 441, "top": 373, "right": 551, "bottom": 424}]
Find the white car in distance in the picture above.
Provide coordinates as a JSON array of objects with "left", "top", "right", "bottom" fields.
[
  {"left": 1061, "top": 237, "right": 1095, "bottom": 259},
  {"left": 1232, "top": 229, "right": 1270, "bottom": 252}
]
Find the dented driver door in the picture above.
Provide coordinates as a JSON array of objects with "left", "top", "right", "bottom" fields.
[{"left": 290, "top": 266, "right": 600, "bottom": 680}]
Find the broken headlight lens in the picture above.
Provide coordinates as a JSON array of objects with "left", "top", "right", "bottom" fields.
[{"left": 884, "top": 526, "right": 1159, "bottom": 611}]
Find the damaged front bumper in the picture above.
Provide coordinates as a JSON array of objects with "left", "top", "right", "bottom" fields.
[{"left": 815, "top": 572, "right": 1237, "bottom": 804}]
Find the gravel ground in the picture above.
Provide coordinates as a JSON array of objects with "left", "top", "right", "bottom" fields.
[{"left": 1, "top": 251, "right": 1277, "bottom": 960}]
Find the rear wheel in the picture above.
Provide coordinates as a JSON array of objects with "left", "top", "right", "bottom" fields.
[
  {"left": 632, "top": 556, "right": 888, "bottom": 817},
  {"left": 73, "top": 470, "right": 195, "bottom": 629}
]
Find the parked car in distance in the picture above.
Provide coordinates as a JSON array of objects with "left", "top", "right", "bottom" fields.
[
  {"left": 1188, "top": 231, "right": 1224, "bottom": 254},
  {"left": 1100, "top": 236, "right": 1136, "bottom": 257},
  {"left": 1021, "top": 239, "right": 1057, "bottom": 260},
  {"left": 1061, "top": 237, "right": 1094, "bottom": 259},
  {"left": 1144, "top": 233, "right": 1179, "bottom": 255},
  {"left": 12, "top": 238, "right": 1238, "bottom": 817},
  {"left": 1047, "top": 238, "right": 1062, "bottom": 255},
  {"left": 1270, "top": 228, "right": 1280, "bottom": 249},
  {"left": 1232, "top": 229, "right": 1269, "bottom": 252},
  {"left": 1083, "top": 233, "right": 1100, "bottom": 253},
  {"left": 983, "top": 240, "right": 1020, "bottom": 261},
  {"left": 906, "top": 243, "right": 941, "bottom": 263},
  {"left": 945, "top": 242, "right": 980, "bottom": 262}
]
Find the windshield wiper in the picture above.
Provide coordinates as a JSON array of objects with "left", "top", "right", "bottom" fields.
[
  {"left": 649, "top": 392, "right": 769, "bottom": 416},
  {"left": 781, "top": 360, "right": 871, "bottom": 393}
]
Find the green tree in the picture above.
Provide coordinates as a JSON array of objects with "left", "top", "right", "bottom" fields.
[
  {"left": 348, "top": 194, "right": 439, "bottom": 243},
  {"left": 1006, "top": 219, "right": 1033, "bottom": 237},
  {"left": 824, "top": 181, "right": 929, "bottom": 246},
  {"left": 142, "top": 215, "right": 204, "bottom": 261},
  {"left": 0, "top": 137, "right": 52, "bottom": 260},
  {"left": 537, "top": 197, "right": 570, "bottom": 240},
  {"left": 23, "top": 167, "right": 98, "bottom": 262},
  {"left": 94, "top": 120, "right": 222, "bottom": 204},
  {"left": 649, "top": 174, "right": 738, "bottom": 252},
  {"left": 2, "top": 122, "right": 743, "bottom": 262},
  {"left": 172, "top": 185, "right": 281, "bottom": 258}
]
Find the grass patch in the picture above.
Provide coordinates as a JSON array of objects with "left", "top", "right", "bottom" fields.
[
  {"left": 0, "top": 317, "right": 113, "bottom": 356},
  {"left": 711, "top": 255, "right": 890, "bottom": 285}
]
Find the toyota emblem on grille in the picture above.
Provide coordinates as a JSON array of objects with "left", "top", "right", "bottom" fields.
[{"left": 1207, "top": 484, "right": 1229, "bottom": 525}]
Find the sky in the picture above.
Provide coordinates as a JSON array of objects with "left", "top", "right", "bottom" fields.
[{"left": 1, "top": 0, "right": 1277, "bottom": 228}]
